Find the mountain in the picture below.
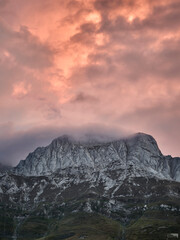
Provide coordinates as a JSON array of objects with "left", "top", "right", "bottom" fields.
[
  {"left": 0, "top": 133, "right": 180, "bottom": 240},
  {"left": 14, "top": 133, "right": 180, "bottom": 181},
  {"left": 0, "top": 162, "right": 12, "bottom": 174}
]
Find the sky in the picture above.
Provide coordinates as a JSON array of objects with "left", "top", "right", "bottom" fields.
[{"left": 0, "top": 0, "right": 180, "bottom": 166}]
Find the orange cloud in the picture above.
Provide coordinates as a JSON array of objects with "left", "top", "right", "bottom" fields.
[
  {"left": 12, "top": 82, "right": 31, "bottom": 98},
  {"left": 0, "top": 0, "right": 180, "bottom": 165}
]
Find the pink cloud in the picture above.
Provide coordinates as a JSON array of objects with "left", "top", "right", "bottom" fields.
[{"left": 0, "top": 0, "right": 180, "bottom": 165}]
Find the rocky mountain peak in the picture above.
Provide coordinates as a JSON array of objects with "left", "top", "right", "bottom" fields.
[
  {"left": 12, "top": 132, "right": 180, "bottom": 182},
  {"left": 52, "top": 134, "right": 75, "bottom": 144},
  {"left": 1, "top": 132, "right": 180, "bottom": 240},
  {"left": 126, "top": 132, "right": 161, "bottom": 152}
]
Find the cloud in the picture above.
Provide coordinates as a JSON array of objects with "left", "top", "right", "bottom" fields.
[
  {"left": 12, "top": 81, "right": 31, "bottom": 99},
  {"left": 70, "top": 22, "right": 97, "bottom": 46},
  {"left": 0, "top": 0, "right": 9, "bottom": 8},
  {"left": 0, "top": 0, "right": 180, "bottom": 165},
  {"left": 0, "top": 124, "right": 130, "bottom": 166},
  {"left": 94, "top": 0, "right": 137, "bottom": 12},
  {"left": 119, "top": 94, "right": 180, "bottom": 156},
  {"left": 0, "top": 21, "right": 54, "bottom": 69},
  {"left": 72, "top": 92, "right": 98, "bottom": 103}
]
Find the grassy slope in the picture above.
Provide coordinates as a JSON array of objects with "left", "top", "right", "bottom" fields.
[
  {"left": 0, "top": 201, "right": 180, "bottom": 240},
  {"left": 126, "top": 209, "right": 180, "bottom": 240},
  {"left": 17, "top": 213, "right": 122, "bottom": 240},
  {"left": 15, "top": 210, "right": 180, "bottom": 240}
]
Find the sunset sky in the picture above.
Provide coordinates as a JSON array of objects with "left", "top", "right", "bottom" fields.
[{"left": 0, "top": 0, "right": 180, "bottom": 165}]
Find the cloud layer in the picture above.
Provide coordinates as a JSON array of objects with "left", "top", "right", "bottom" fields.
[{"left": 0, "top": 0, "right": 180, "bottom": 165}]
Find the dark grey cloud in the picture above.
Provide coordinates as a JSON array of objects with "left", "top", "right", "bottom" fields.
[
  {"left": 70, "top": 22, "right": 97, "bottom": 46},
  {"left": 141, "top": 2, "right": 180, "bottom": 31},
  {"left": 93, "top": 0, "right": 180, "bottom": 37},
  {"left": 119, "top": 95, "right": 180, "bottom": 156},
  {"left": 62, "top": 0, "right": 90, "bottom": 25},
  {"left": 72, "top": 92, "right": 98, "bottom": 103},
  {"left": 0, "top": 125, "right": 62, "bottom": 166},
  {"left": 94, "top": 0, "right": 180, "bottom": 33},
  {"left": 94, "top": 0, "right": 136, "bottom": 12},
  {"left": 0, "top": 124, "right": 130, "bottom": 166}
]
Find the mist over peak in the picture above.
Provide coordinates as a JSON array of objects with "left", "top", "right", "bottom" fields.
[{"left": 0, "top": 124, "right": 131, "bottom": 166}]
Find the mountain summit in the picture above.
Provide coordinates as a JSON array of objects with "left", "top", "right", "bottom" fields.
[
  {"left": 14, "top": 133, "right": 180, "bottom": 182},
  {"left": 0, "top": 133, "right": 180, "bottom": 239}
]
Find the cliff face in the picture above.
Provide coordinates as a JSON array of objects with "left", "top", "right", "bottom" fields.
[
  {"left": 0, "top": 133, "right": 180, "bottom": 239},
  {"left": 14, "top": 133, "right": 180, "bottom": 182},
  {"left": 1, "top": 132, "right": 179, "bottom": 209}
]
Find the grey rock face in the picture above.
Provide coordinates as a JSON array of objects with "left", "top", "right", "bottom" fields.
[
  {"left": 14, "top": 133, "right": 180, "bottom": 182},
  {"left": 0, "top": 133, "right": 180, "bottom": 224}
]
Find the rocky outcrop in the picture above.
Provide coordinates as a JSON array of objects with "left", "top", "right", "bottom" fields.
[
  {"left": 14, "top": 133, "right": 180, "bottom": 182},
  {"left": 0, "top": 132, "right": 180, "bottom": 232}
]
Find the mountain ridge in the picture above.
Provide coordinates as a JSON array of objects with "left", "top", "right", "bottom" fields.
[
  {"left": 13, "top": 132, "right": 180, "bottom": 182},
  {"left": 0, "top": 132, "right": 180, "bottom": 239}
]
